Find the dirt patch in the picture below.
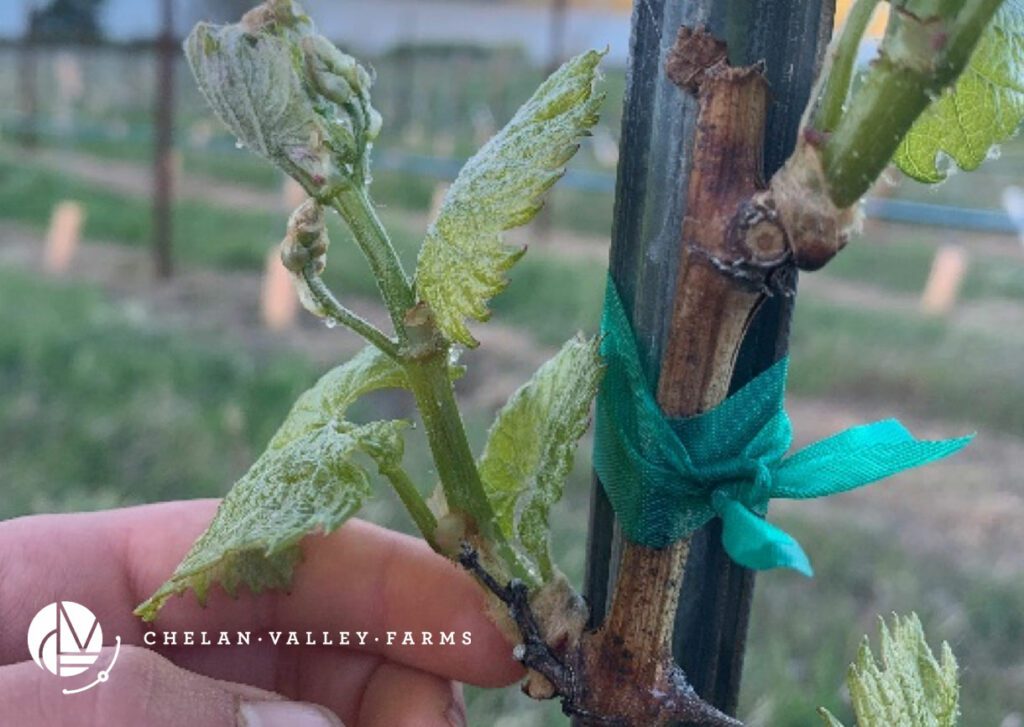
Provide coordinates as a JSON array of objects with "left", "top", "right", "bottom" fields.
[
  {"left": 785, "top": 397, "right": 1024, "bottom": 580},
  {"left": 799, "top": 272, "right": 1024, "bottom": 338}
]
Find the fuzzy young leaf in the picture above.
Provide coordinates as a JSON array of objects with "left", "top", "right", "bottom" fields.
[
  {"left": 185, "top": 0, "right": 382, "bottom": 195},
  {"left": 270, "top": 345, "right": 407, "bottom": 448},
  {"left": 894, "top": 1, "right": 1024, "bottom": 183},
  {"left": 818, "top": 613, "right": 959, "bottom": 727},
  {"left": 414, "top": 51, "right": 604, "bottom": 347},
  {"left": 135, "top": 347, "right": 409, "bottom": 620},
  {"left": 478, "top": 335, "right": 603, "bottom": 581}
]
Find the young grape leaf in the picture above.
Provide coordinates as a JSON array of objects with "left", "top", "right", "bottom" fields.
[
  {"left": 894, "top": 1, "right": 1024, "bottom": 183},
  {"left": 414, "top": 51, "right": 605, "bottom": 347},
  {"left": 477, "top": 335, "right": 603, "bottom": 581},
  {"left": 185, "top": 0, "right": 381, "bottom": 194},
  {"left": 135, "top": 347, "right": 409, "bottom": 620},
  {"left": 269, "top": 345, "right": 407, "bottom": 448},
  {"left": 818, "top": 613, "right": 959, "bottom": 727}
]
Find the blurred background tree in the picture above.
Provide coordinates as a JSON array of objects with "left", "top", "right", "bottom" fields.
[{"left": 27, "top": 0, "right": 107, "bottom": 43}]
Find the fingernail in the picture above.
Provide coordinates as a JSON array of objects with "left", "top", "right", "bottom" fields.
[
  {"left": 238, "top": 701, "right": 344, "bottom": 727},
  {"left": 445, "top": 700, "right": 467, "bottom": 727},
  {"left": 445, "top": 685, "right": 467, "bottom": 727}
]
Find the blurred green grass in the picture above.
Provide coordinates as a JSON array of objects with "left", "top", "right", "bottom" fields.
[
  {"left": 827, "top": 233, "right": 1024, "bottom": 303},
  {"left": 789, "top": 299, "right": 1024, "bottom": 436},
  {"left": 0, "top": 269, "right": 315, "bottom": 518}
]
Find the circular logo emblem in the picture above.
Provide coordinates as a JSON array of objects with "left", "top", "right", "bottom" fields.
[{"left": 27, "top": 601, "right": 103, "bottom": 678}]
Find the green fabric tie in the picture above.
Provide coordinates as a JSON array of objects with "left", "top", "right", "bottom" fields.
[{"left": 593, "top": 276, "right": 972, "bottom": 576}]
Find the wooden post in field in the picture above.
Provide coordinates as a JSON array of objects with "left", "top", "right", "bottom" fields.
[
  {"left": 580, "top": 0, "right": 836, "bottom": 718},
  {"left": 920, "top": 245, "right": 968, "bottom": 316},
  {"left": 44, "top": 201, "right": 85, "bottom": 274},
  {"left": 152, "top": 0, "right": 176, "bottom": 279},
  {"left": 260, "top": 177, "right": 308, "bottom": 330},
  {"left": 261, "top": 247, "right": 299, "bottom": 331},
  {"left": 282, "top": 177, "right": 308, "bottom": 211}
]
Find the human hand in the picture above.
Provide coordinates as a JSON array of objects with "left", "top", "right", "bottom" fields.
[{"left": 0, "top": 500, "right": 522, "bottom": 726}]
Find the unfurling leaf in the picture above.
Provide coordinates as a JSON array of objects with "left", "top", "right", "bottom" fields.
[
  {"left": 894, "top": 1, "right": 1024, "bottom": 183},
  {"left": 478, "top": 335, "right": 603, "bottom": 581},
  {"left": 414, "top": 51, "right": 605, "bottom": 347},
  {"left": 270, "top": 346, "right": 407, "bottom": 448},
  {"left": 135, "top": 347, "right": 409, "bottom": 620},
  {"left": 818, "top": 613, "right": 959, "bottom": 727},
  {"left": 185, "top": 0, "right": 381, "bottom": 195}
]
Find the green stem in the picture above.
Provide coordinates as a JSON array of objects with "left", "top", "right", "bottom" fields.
[
  {"left": 822, "top": 0, "right": 1003, "bottom": 207},
  {"left": 942, "top": 0, "right": 1007, "bottom": 73},
  {"left": 380, "top": 465, "right": 440, "bottom": 550},
  {"left": 301, "top": 264, "right": 400, "bottom": 358},
  {"left": 331, "top": 186, "right": 415, "bottom": 338},
  {"left": 402, "top": 354, "right": 490, "bottom": 521},
  {"left": 332, "top": 183, "right": 531, "bottom": 583},
  {"left": 403, "top": 352, "right": 533, "bottom": 583},
  {"left": 811, "top": 0, "right": 881, "bottom": 133}
]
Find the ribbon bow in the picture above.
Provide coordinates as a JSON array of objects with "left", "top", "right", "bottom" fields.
[{"left": 593, "top": 276, "right": 972, "bottom": 575}]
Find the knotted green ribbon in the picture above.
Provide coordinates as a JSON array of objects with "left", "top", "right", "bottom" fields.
[{"left": 593, "top": 276, "right": 972, "bottom": 575}]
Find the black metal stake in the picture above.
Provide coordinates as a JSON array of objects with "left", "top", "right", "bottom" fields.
[{"left": 582, "top": 0, "right": 835, "bottom": 719}]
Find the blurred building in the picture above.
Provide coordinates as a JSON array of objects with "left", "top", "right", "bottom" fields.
[
  {"left": 0, "top": 0, "right": 632, "bottom": 65},
  {"left": 0, "top": 1, "right": 893, "bottom": 67}
]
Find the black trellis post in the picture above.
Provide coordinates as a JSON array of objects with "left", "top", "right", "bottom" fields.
[{"left": 582, "top": 0, "right": 835, "bottom": 718}]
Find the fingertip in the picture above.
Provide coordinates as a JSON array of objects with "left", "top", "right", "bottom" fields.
[
  {"left": 357, "top": 663, "right": 465, "bottom": 727},
  {"left": 0, "top": 645, "right": 280, "bottom": 727},
  {"left": 238, "top": 701, "right": 343, "bottom": 727},
  {"left": 293, "top": 519, "right": 526, "bottom": 687}
]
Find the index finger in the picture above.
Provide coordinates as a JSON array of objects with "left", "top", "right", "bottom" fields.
[{"left": 0, "top": 500, "right": 522, "bottom": 688}]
